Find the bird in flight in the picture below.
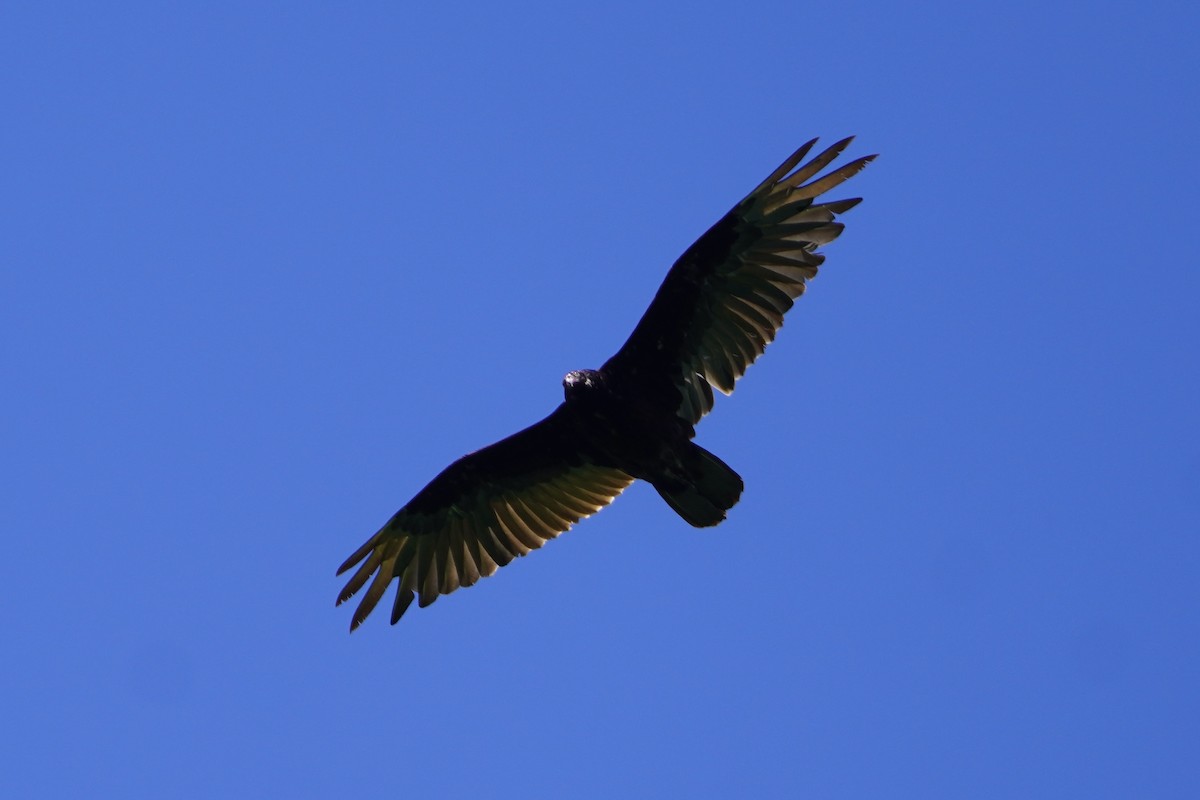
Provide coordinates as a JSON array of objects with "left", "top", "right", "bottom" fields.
[{"left": 337, "top": 137, "right": 875, "bottom": 630}]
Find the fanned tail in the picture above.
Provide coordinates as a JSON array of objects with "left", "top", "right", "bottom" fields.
[{"left": 653, "top": 443, "right": 744, "bottom": 527}]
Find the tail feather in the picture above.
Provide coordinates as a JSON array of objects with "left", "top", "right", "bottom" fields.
[{"left": 654, "top": 443, "right": 743, "bottom": 527}]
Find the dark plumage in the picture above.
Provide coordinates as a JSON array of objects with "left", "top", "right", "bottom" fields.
[{"left": 337, "top": 137, "right": 875, "bottom": 629}]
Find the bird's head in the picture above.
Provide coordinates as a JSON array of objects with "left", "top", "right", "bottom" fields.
[{"left": 563, "top": 369, "right": 602, "bottom": 401}]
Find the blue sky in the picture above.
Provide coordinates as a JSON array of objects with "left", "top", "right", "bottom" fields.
[{"left": 4, "top": 2, "right": 1198, "bottom": 797}]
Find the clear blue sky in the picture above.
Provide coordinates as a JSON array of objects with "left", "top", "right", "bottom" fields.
[{"left": 4, "top": 2, "right": 1197, "bottom": 797}]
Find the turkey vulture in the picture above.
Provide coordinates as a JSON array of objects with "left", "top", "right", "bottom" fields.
[{"left": 337, "top": 137, "right": 874, "bottom": 629}]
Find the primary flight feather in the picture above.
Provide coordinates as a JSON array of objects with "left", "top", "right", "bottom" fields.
[{"left": 337, "top": 137, "right": 875, "bottom": 630}]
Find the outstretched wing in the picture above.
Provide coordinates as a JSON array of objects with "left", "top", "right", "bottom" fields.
[
  {"left": 603, "top": 137, "right": 875, "bottom": 424},
  {"left": 336, "top": 406, "right": 633, "bottom": 630}
]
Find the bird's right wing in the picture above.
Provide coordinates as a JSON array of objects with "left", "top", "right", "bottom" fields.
[
  {"left": 336, "top": 405, "right": 633, "bottom": 630},
  {"left": 603, "top": 138, "right": 874, "bottom": 424}
]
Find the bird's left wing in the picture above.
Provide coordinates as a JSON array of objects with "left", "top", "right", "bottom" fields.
[
  {"left": 603, "top": 137, "right": 875, "bottom": 424},
  {"left": 336, "top": 405, "right": 633, "bottom": 630}
]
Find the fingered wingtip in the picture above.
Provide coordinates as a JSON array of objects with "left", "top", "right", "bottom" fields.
[
  {"left": 842, "top": 153, "right": 878, "bottom": 177},
  {"left": 349, "top": 603, "right": 374, "bottom": 631}
]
